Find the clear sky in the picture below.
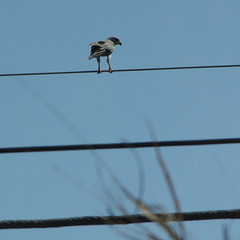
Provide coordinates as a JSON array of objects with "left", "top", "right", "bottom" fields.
[{"left": 1, "top": 0, "right": 240, "bottom": 239}]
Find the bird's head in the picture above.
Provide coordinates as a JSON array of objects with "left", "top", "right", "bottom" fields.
[{"left": 108, "top": 36, "right": 122, "bottom": 46}]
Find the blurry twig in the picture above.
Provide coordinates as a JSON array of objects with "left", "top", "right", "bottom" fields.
[
  {"left": 222, "top": 223, "right": 231, "bottom": 240},
  {"left": 52, "top": 164, "right": 106, "bottom": 203},
  {"left": 99, "top": 159, "right": 183, "bottom": 240},
  {"left": 216, "top": 159, "right": 240, "bottom": 204},
  {"left": 146, "top": 122, "right": 186, "bottom": 239},
  {"left": 15, "top": 80, "right": 86, "bottom": 142}
]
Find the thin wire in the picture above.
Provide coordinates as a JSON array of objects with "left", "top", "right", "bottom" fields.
[
  {"left": 1, "top": 138, "right": 240, "bottom": 154},
  {"left": 0, "top": 209, "right": 240, "bottom": 230},
  {"left": 1, "top": 64, "right": 240, "bottom": 77}
]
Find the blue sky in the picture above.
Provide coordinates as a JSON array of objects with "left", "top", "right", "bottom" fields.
[{"left": 1, "top": 0, "right": 240, "bottom": 239}]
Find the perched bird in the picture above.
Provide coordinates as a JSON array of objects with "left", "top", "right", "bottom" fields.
[{"left": 88, "top": 36, "right": 122, "bottom": 74}]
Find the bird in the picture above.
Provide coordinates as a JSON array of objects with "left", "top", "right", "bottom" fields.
[{"left": 88, "top": 36, "right": 122, "bottom": 74}]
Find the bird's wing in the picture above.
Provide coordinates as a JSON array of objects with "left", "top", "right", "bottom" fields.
[
  {"left": 89, "top": 45, "right": 106, "bottom": 59},
  {"left": 88, "top": 40, "right": 114, "bottom": 59},
  {"left": 101, "top": 39, "right": 115, "bottom": 52}
]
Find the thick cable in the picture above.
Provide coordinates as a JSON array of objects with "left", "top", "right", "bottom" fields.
[
  {"left": 0, "top": 138, "right": 240, "bottom": 154},
  {"left": 0, "top": 209, "right": 239, "bottom": 229}
]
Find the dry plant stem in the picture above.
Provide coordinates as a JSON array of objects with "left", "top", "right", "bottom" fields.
[
  {"left": 147, "top": 123, "right": 186, "bottom": 239},
  {"left": 137, "top": 201, "right": 181, "bottom": 240},
  {"left": 52, "top": 165, "right": 105, "bottom": 203},
  {"left": 128, "top": 147, "right": 146, "bottom": 206},
  {"left": 100, "top": 160, "right": 182, "bottom": 240},
  {"left": 222, "top": 224, "right": 231, "bottom": 240}
]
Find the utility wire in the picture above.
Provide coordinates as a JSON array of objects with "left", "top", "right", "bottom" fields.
[
  {"left": 1, "top": 138, "right": 240, "bottom": 154},
  {"left": 0, "top": 209, "right": 240, "bottom": 230},
  {"left": 1, "top": 64, "right": 240, "bottom": 77}
]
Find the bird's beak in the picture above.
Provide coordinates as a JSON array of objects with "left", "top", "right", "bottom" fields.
[{"left": 119, "top": 41, "right": 122, "bottom": 46}]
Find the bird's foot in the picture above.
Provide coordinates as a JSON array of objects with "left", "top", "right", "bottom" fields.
[
  {"left": 109, "top": 67, "right": 113, "bottom": 73},
  {"left": 97, "top": 68, "right": 102, "bottom": 74}
]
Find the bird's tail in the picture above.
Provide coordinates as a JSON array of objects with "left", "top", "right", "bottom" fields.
[{"left": 87, "top": 55, "right": 93, "bottom": 60}]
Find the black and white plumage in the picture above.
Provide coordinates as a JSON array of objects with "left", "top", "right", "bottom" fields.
[{"left": 88, "top": 37, "right": 122, "bottom": 74}]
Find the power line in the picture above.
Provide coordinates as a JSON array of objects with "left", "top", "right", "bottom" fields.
[
  {"left": 1, "top": 138, "right": 240, "bottom": 154},
  {"left": 0, "top": 209, "right": 239, "bottom": 230},
  {"left": 1, "top": 64, "right": 240, "bottom": 77}
]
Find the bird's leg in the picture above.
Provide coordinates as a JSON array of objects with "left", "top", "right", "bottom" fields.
[
  {"left": 97, "top": 57, "right": 102, "bottom": 74},
  {"left": 107, "top": 55, "right": 113, "bottom": 73}
]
